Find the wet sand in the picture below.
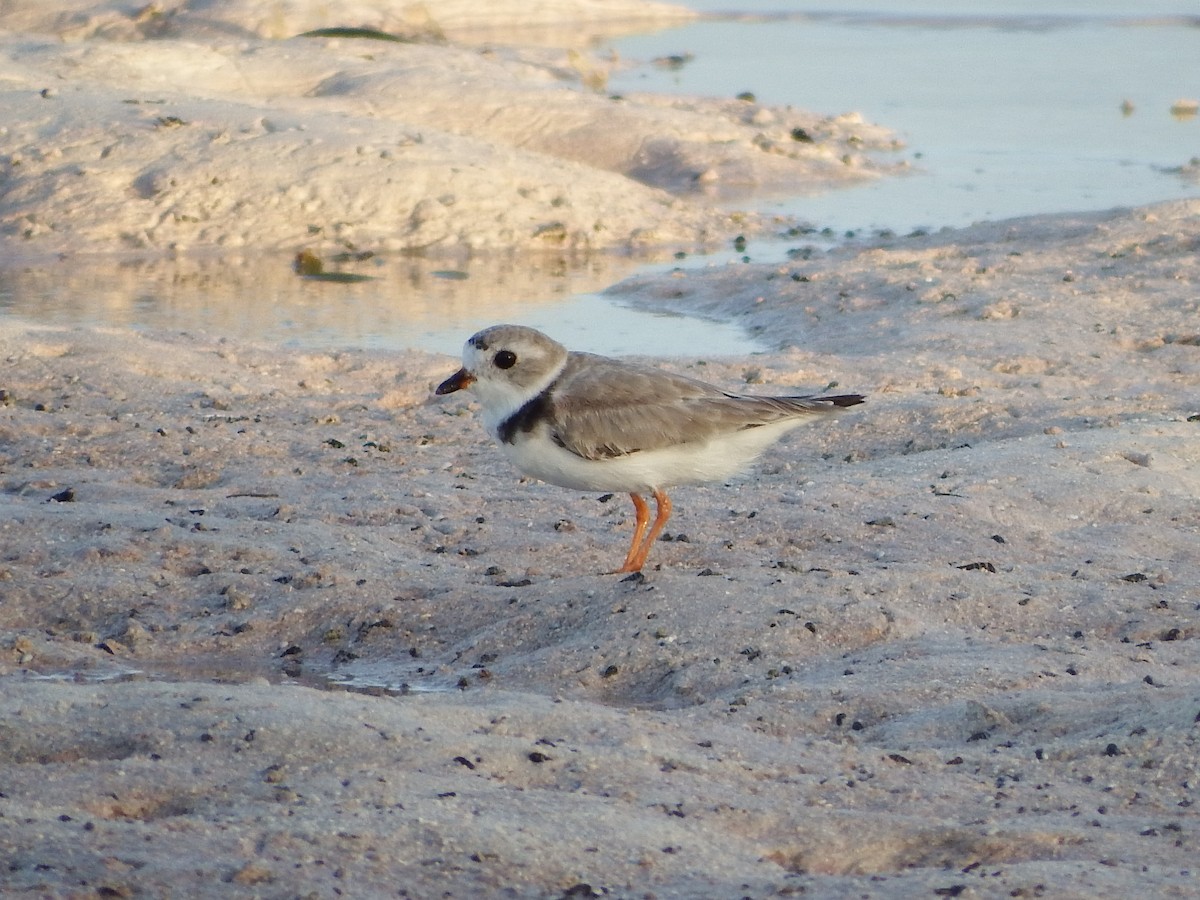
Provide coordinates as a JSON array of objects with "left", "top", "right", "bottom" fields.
[
  {"left": 3, "top": 199, "right": 1198, "bottom": 896},
  {"left": 1, "top": 2, "right": 1198, "bottom": 898}
]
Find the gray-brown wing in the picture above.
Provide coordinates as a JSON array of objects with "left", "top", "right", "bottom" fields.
[{"left": 547, "top": 352, "right": 861, "bottom": 460}]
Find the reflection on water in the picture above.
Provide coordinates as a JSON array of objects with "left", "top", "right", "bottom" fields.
[
  {"left": 324, "top": 662, "right": 466, "bottom": 696},
  {"left": 15, "top": 661, "right": 467, "bottom": 697},
  {"left": 13, "top": 655, "right": 463, "bottom": 696},
  {"left": 0, "top": 250, "right": 762, "bottom": 357},
  {"left": 6, "top": 4, "right": 1196, "bottom": 353},
  {"left": 21, "top": 667, "right": 146, "bottom": 685}
]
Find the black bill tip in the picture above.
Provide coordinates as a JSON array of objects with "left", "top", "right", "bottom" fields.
[{"left": 435, "top": 368, "right": 475, "bottom": 395}]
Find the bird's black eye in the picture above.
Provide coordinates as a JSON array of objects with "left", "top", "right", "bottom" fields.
[{"left": 494, "top": 350, "right": 517, "bottom": 370}]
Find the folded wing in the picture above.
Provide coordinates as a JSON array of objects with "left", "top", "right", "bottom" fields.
[{"left": 548, "top": 353, "right": 863, "bottom": 461}]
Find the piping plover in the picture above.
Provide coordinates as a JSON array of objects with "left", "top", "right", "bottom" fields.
[{"left": 436, "top": 324, "right": 864, "bottom": 573}]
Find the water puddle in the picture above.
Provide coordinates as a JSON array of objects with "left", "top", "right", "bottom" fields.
[
  {"left": 2, "top": 2, "right": 1196, "bottom": 354},
  {"left": 0, "top": 248, "right": 765, "bottom": 357}
]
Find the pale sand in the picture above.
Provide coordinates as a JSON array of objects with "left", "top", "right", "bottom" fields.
[
  {"left": 1, "top": 2, "right": 1199, "bottom": 898},
  {"left": 2, "top": 199, "right": 1198, "bottom": 897},
  {"left": 0, "top": 0, "right": 899, "bottom": 260}
]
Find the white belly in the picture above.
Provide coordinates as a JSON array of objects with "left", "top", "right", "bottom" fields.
[{"left": 499, "top": 417, "right": 817, "bottom": 493}]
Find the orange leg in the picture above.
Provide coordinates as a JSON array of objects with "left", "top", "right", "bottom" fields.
[
  {"left": 613, "top": 488, "right": 672, "bottom": 574},
  {"left": 614, "top": 492, "right": 651, "bottom": 574}
]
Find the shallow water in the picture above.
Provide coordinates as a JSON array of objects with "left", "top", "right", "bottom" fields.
[
  {"left": 608, "top": 0, "right": 1200, "bottom": 237},
  {"left": 0, "top": 250, "right": 764, "bottom": 357},
  {"left": 2, "top": 1, "right": 1197, "bottom": 356}
]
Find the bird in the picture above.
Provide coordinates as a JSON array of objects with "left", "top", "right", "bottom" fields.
[{"left": 435, "top": 324, "right": 864, "bottom": 573}]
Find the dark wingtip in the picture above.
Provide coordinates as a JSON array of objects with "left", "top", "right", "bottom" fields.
[{"left": 825, "top": 394, "right": 866, "bottom": 408}]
